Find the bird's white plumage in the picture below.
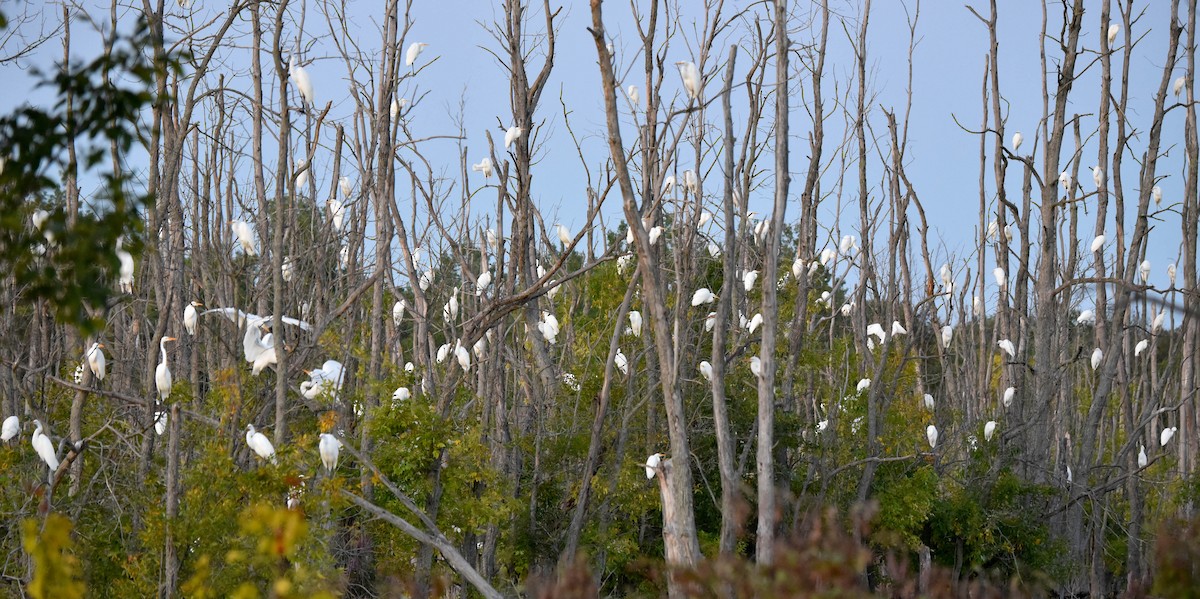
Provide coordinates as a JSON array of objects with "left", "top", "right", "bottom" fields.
[
  {"left": 742, "top": 270, "right": 759, "bottom": 293},
  {"left": 984, "top": 421, "right": 997, "bottom": 442},
  {"left": 504, "top": 126, "right": 523, "bottom": 150},
  {"left": 1091, "top": 348, "right": 1103, "bottom": 370},
  {"left": 288, "top": 57, "right": 314, "bottom": 106},
  {"left": 1, "top": 415, "right": 18, "bottom": 442},
  {"left": 319, "top": 433, "right": 341, "bottom": 472},
  {"left": 31, "top": 420, "right": 59, "bottom": 476},
  {"left": 926, "top": 425, "right": 938, "bottom": 449},
  {"left": 86, "top": 342, "right": 106, "bottom": 381},
  {"left": 155, "top": 336, "right": 176, "bottom": 401},
  {"left": 699, "top": 361, "right": 713, "bottom": 382},
  {"left": 1003, "top": 386, "right": 1015, "bottom": 408},
  {"left": 246, "top": 425, "right": 276, "bottom": 463},
  {"left": 691, "top": 288, "right": 715, "bottom": 306},
  {"left": 997, "top": 339, "right": 1016, "bottom": 358},
  {"left": 1135, "top": 339, "right": 1149, "bottom": 357},
  {"left": 750, "top": 357, "right": 763, "bottom": 378},
  {"left": 614, "top": 350, "right": 628, "bottom": 376},
  {"left": 628, "top": 311, "right": 642, "bottom": 337},
  {"left": 405, "top": 42, "right": 428, "bottom": 67},
  {"left": 1161, "top": 426, "right": 1177, "bottom": 447},
  {"left": 676, "top": 61, "right": 701, "bottom": 99},
  {"left": 230, "top": 220, "right": 258, "bottom": 256}
]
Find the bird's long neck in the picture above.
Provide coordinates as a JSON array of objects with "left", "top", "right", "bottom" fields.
[{"left": 159, "top": 339, "right": 169, "bottom": 365}]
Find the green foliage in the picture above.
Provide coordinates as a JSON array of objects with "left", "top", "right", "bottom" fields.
[
  {"left": 23, "top": 514, "right": 86, "bottom": 599},
  {"left": 0, "top": 16, "right": 171, "bottom": 332}
]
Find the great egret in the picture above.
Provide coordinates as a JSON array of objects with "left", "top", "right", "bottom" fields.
[
  {"left": 1161, "top": 426, "right": 1177, "bottom": 447},
  {"left": 790, "top": 257, "right": 805, "bottom": 279},
  {"left": 984, "top": 421, "right": 997, "bottom": 442},
  {"left": 840, "top": 235, "right": 856, "bottom": 254},
  {"left": 339, "top": 176, "right": 353, "bottom": 198},
  {"left": 117, "top": 244, "right": 135, "bottom": 292},
  {"left": 1058, "top": 171, "right": 1073, "bottom": 191},
  {"left": 626, "top": 84, "right": 639, "bottom": 107},
  {"left": 840, "top": 303, "right": 853, "bottom": 316},
  {"left": 319, "top": 434, "right": 341, "bottom": 472},
  {"left": 856, "top": 378, "right": 871, "bottom": 392},
  {"left": 707, "top": 243, "right": 721, "bottom": 258},
  {"left": 445, "top": 291, "right": 459, "bottom": 320},
  {"left": 923, "top": 394, "right": 935, "bottom": 410},
  {"left": 476, "top": 270, "right": 493, "bottom": 296},
  {"left": 866, "top": 323, "right": 887, "bottom": 344},
  {"left": 1092, "top": 165, "right": 1104, "bottom": 188},
  {"left": 471, "top": 158, "right": 494, "bottom": 178},
  {"left": 31, "top": 420, "right": 59, "bottom": 479},
  {"left": 405, "top": 362, "right": 414, "bottom": 372},
  {"left": 154, "top": 410, "right": 168, "bottom": 436},
  {"left": 648, "top": 226, "right": 663, "bottom": 245},
  {"left": 250, "top": 325, "right": 279, "bottom": 376},
  {"left": 1076, "top": 310, "right": 1095, "bottom": 325},
  {"left": 392, "top": 299, "right": 406, "bottom": 325},
  {"left": 473, "top": 337, "right": 487, "bottom": 358},
  {"left": 184, "top": 300, "right": 204, "bottom": 335},
  {"left": 675, "top": 60, "right": 701, "bottom": 100},
  {"left": 86, "top": 342, "right": 106, "bottom": 381},
  {"left": 699, "top": 360, "right": 713, "bottom": 382},
  {"left": 941, "top": 326, "right": 953, "bottom": 348},
  {"left": 300, "top": 360, "right": 345, "bottom": 400},
  {"left": 390, "top": 98, "right": 401, "bottom": 121},
  {"left": 485, "top": 228, "right": 500, "bottom": 250},
  {"left": 1003, "top": 387, "right": 1015, "bottom": 408},
  {"left": 288, "top": 57, "right": 314, "bottom": 107},
  {"left": 628, "top": 311, "right": 643, "bottom": 337},
  {"left": 392, "top": 387, "right": 411, "bottom": 402},
  {"left": 1153, "top": 185, "right": 1163, "bottom": 205},
  {"left": 645, "top": 452, "right": 664, "bottom": 479},
  {"left": 891, "top": 321, "right": 907, "bottom": 336},
  {"left": 556, "top": 224, "right": 572, "bottom": 248},
  {"left": 1168, "top": 263, "right": 1177, "bottom": 287},
  {"left": 1139, "top": 260, "right": 1151, "bottom": 283},
  {"left": 539, "top": 312, "right": 560, "bottom": 345},
  {"left": 282, "top": 257, "right": 294, "bottom": 282},
  {"left": 661, "top": 175, "right": 676, "bottom": 195},
  {"left": 747, "top": 313, "right": 763, "bottom": 334},
  {"left": 436, "top": 343, "right": 451, "bottom": 364},
  {"left": 1090, "top": 235, "right": 1105, "bottom": 253},
  {"left": 973, "top": 295, "right": 983, "bottom": 317},
  {"left": 504, "top": 126, "right": 523, "bottom": 150},
  {"left": 997, "top": 339, "right": 1016, "bottom": 358},
  {"left": 985, "top": 220, "right": 999, "bottom": 240},
  {"left": 245, "top": 424, "right": 277, "bottom": 463},
  {"left": 926, "top": 425, "right": 938, "bottom": 449},
  {"left": 455, "top": 343, "right": 471, "bottom": 372},
  {"left": 1012, "top": 131, "right": 1023, "bottom": 152},
  {"left": 750, "top": 357, "right": 763, "bottom": 378},
  {"left": 682, "top": 170, "right": 699, "bottom": 195},
  {"left": 327, "top": 199, "right": 347, "bottom": 233},
  {"left": 1108, "top": 23, "right": 1120, "bottom": 45},
  {"left": 155, "top": 336, "right": 177, "bottom": 401},
  {"left": 742, "top": 270, "right": 759, "bottom": 292},
  {"left": 229, "top": 220, "right": 258, "bottom": 256},
  {"left": 1135, "top": 339, "right": 1149, "bottom": 357},
  {"left": 1138, "top": 444, "right": 1147, "bottom": 468},
  {"left": 405, "top": 42, "right": 428, "bottom": 66},
  {"left": 1174, "top": 76, "right": 1185, "bottom": 97},
  {"left": 1, "top": 415, "right": 18, "bottom": 442},
  {"left": 704, "top": 312, "right": 717, "bottom": 332},
  {"left": 698, "top": 211, "right": 712, "bottom": 228},
  {"left": 1152, "top": 311, "right": 1166, "bottom": 334},
  {"left": 993, "top": 267, "right": 1006, "bottom": 288},
  {"left": 419, "top": 269, "right": 434, "bottom": 291},
  {"left": 1090, "top": 348, "right": 1103, "bottom": 370},
  {"left": 614, "top": 350, "right": 628, "bottom": 376}
]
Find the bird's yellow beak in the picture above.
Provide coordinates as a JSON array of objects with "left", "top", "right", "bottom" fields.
[
  {"left": 166, "top": 337, "right": 178, "bottom": 342},
  {"left": 97, "top": 343, "right": 105, "bottom": 348}
]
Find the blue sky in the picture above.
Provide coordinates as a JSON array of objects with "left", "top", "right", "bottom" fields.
[{"left": 4, "top": 1, "right": 1186, "bottom": 316}]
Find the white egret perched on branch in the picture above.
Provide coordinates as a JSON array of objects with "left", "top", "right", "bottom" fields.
[
  {"left": 675, "top": 60, "right": 700, "bottom": 99},
  {"left": 742, "top": 270, "right": 759, "bottom": 293},
  {"left": 476, "top": 270, "right": 492, "bottom": 296},
  {"left": 750, "top": 357, "right": 762, "bottom": 378},
  {"left": 997, "top": 339, "right": 1016, "bottom": 358},
  {"left": 327, "top": 199, "right": 347, "bottom": 233},
  {"left": 628, "top": 311, "right": 642, "bottom": 337},
  {"left": 1108, "top": 23, "right": 1121, "bottom": 45},
  {"left": 504, "top": 125, "right": 523, "bottom": 150},
  {"left": 747, "top": 313, "right": 763, "bottom": 334},
  {"left": 288, "top": 56, "right": 314, "bottom": 107},
  {"left": 691, "top": 288, "right": 716, "bottom": 306},
  {"left": 1153, "top": 185, "right": 1163, "bottom": 205},
  {"left": 645, "top": 453, "right": 664, "bottom": 479},
  {"left": 86, "top": 342, "right": 106, "bottom": 381},
  {"left": 184, "top": 300, "right": 204, "bottom": 335},
  {"left": 984, "top": 421, "right": 997, "bottom": 442},
  {"left": 1012, "top": 131, "right": 1023, "bottom": 152},
  {"left": 626, "top": 84, "right": 639, "bottom": 107},
  {"left": 856, "top": 378, "right": 871, "bottom": 393},
  {"left": 699, "top": 361, "right": 713, "bottom": 382},
  {"left": 319, "top": 433, "right": 341, "bottom": 472},
  {"left": 229, "top": 220, "right": 258, "bottom": 256},
  {"left": 2, "top": 415, "right": 18, "bottom": 442},
  {"left": 1135, "top": 339, "right": 1150, "bottom": 357},
  {"left": 1161, "top": 426, "right": 1177, "bottom": 447},
  {"left": 392, "top": 387, "right": 411, "bottom": 402},
  {"left": 941, "top": 326, "right": 953, "bottom": 348},
  {"left": 31, "top": 420, "right": 58, "bottom": 481},
  {"left": 614, "top": 350, "right": 628, "bottom": 376},
  {"left": 155, "top": 336, "right": 177, "bottom": 401},
  {"left": 245, "top": 425, "right": 276, "bottom": 464},
  {"left": 1076, "top": 310, "right": 1095, "bottom": 325},
  {"left": 405, "top": 42, "right": 428, "bottom": 67},
  {"left": 154, "top": 411, "right": 168, "bottom": 436},
  {"left": 926, "top": 425, "right": 938, "bottom": 449},
  {"left": 1138, "top": 444, "right": 1147, "bottom": 468},
  {"left": 1091, "top": 348, "right": 1103, "bottom": 370},
  {"left": 117, "top": 240, "right": 134, "bottom": 292},
  {"left": 472, "top": 157, "right": 494, "bottom": 178},
  {"left": 1003, "top": 387, "right": 1015, "bottom": 408},
  {"left": 648, "top": 226, "right": 663, "bottom": 245},
  {"left": 1090, "top": 235, "right": 1105, "bottom": 253},
  {"left": 1092, "top": 165, "right": 1104, "bottom": 189},
  {"left": 301, "top": 360, "right": 345, "bottom": 400},
  {"left": 555, "top": 224, "right": 571, "bottom": 249},
  {"left": 1174, "top": 76, "right": 1185, "bottom": 97}
]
